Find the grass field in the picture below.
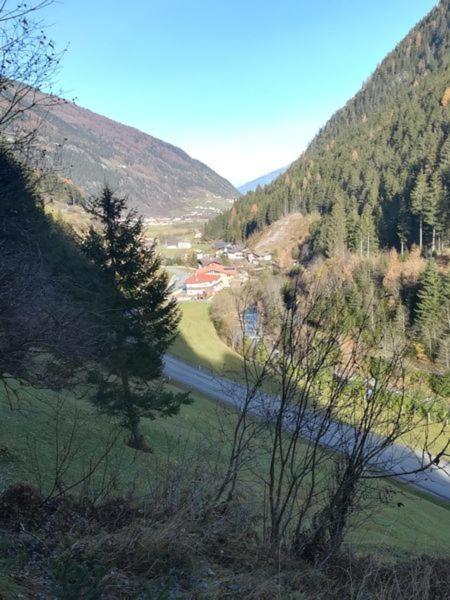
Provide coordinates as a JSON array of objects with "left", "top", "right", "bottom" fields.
[
  {"left": 1, "top": 378, "right": 450, "bottom": 558},
  {"left": 170, "top": 301, "right": 244, "bottom": 375}
]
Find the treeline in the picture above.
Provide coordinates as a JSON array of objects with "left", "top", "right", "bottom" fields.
[{"left": 205, "top": 0, "right": 450, "bottom": 253}]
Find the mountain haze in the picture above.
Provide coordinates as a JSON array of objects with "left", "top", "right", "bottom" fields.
[
  {"left": 32, "top": 99, "right": 238, "bottom": 217},
  {"left": 238, "top": 166, "right": 288, "bottom": 194},
  {"left": 205, "top": 0, "right": 450, "bottom": 252}
]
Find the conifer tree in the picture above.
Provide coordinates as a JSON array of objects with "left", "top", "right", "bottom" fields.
[
  {"left": 83, "top": 187, "right": 190, "bottom": 451},
  {"left": 358, "top": 204, "right": 378, "bottom": 257},
  {"left": 425, "top": 170, "right": 443, "bottom": 253},
  {"left": 415, "top": 259, "right": 443, "bottom": 357},
  {"left": 397, "top": 196, "right": 411, "bottom": 254},
  {"left": 345, "top": 196, "right": 360, "bottom": 252},
  {"left": 443, "top": 271, "right": 450, "bottom": 331},
  {"left": 410, "top": 170, "right": 428, "bottom": 251},
  {"left": 325, "top": 195, "right": 347, "bottom": 257}
]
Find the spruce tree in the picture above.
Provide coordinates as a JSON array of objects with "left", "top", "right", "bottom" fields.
[
  {"left": 358, "top": 204, "right": 378, "bottom": 257},
  {"left": 345, "top": 196, "right": 360, "bottom": 252},
  {"left": 410, "top": 170, "right": 428, "bottom": 251},
  {"left": 425, "top": 170, "right": 443, "bottom": 253},
  {"left": 83, "top": 187, "right": 190, "bottom": 451},
  {"left": 443, "top": 271, "right": 450, "bottom": 331},
  {"left": 325, "top": 195, "right": 347, "bottom": 257},
  {"left": 415, "top": 259, "right": 443, "bottom": 357}
]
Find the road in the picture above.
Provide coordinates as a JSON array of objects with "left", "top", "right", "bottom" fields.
[{"left": 163, "top": 354, "right": 450, "bottom": 502}]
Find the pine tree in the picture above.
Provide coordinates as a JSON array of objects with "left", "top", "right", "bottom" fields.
[
  {"left": 325, "top": 195, "right": 347, "bottom": 257},
  {"left": 358, "top": 204, "right": 378, "bottom": 257},
  {"left": 410, "top": 170, "right": 428, "bottom": 251},
  {"left": 345, "top": 196, "right": 360, "bottom": 252},
  {"left": 425, "top": 170, "right": 443, "bottom": 253},
  {"left": 83, "top": 187, "right": 190, "bottom": 451},
  {"left": 397, "top": 195, "right": 411, "bottom": 254},
  {"left": 415, "top": 259, "right": 443, "bottom": 357},
  {"left": 443, "top": 271, "right": 450, "bottom": 331}
]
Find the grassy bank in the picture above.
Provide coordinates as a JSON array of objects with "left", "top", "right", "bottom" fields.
[
  {"left": 170, "top": 301, "right": 243, "bottom": 375},
  {"left": 1, "top": 378, "right": 449, "bottom": 558}
]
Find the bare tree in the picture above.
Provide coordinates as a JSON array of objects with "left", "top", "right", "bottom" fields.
[
  {"left": 0, "top": 0, "right": 64, "bottom": 156},
  {"left": 215, "top": 270, "right": 449, "bottom": 563}
]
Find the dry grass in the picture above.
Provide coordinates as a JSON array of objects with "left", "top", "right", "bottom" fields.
[{"left": 1, "top": 471, "right": 449, "bottom": 599}]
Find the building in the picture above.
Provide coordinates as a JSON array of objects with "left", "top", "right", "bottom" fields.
[
  {"left": 184, "top": 271, "right": 224, "bottom": 297},
  {"left": 243, "top": 249, "right": 258, "bottom": 264},
  {"left": 200, "top": 262, "right": 238, "bottom": 279},
  {"left": 177, "top": 240, "right": 192, "bottom": 249},
  {"left": 213, "top": 240, "right": 231, "bottom": 256},
  {"left": 226, "top": 245, "right": 244, "bottom": 261}
]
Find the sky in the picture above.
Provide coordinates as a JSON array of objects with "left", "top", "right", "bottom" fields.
[{"left": 40, "top": 0, "right": 437, "bottom": 186}]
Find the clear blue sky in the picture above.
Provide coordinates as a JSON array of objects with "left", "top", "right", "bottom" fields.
[{"left": 42, "top": 0, "right": 437, "bottom": 185}]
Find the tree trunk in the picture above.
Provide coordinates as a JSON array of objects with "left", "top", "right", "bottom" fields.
[
  {"left": 432, "top": 226, "right": 436, "bottom": 254},
  {"left": 419, "top": 215, "right": 423, "bottom": 251},
  {"left": 120, "top": 369, "right": 152, "bottom": 453}
]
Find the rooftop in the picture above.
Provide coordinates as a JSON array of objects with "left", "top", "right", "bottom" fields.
[{"left": 185, "top": 272, "right": 221, "bottom": 285}]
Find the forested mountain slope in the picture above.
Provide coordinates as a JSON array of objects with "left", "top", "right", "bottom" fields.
[
  {"left": 205, "top": 0, "right": 450, "bottom": 253},
  {"left": 30, "top": 97, "right": 238, "bottom": 217}
]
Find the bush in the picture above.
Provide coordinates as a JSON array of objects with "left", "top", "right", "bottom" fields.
[{"left": 429, "top": 371, "right": 450, "bottom": 398}]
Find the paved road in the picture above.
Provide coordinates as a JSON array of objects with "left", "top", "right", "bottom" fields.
[{"left": 163, "top": 354, "right": 450, "bottom": 502}]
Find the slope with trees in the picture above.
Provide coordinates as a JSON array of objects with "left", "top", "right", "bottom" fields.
[{"left": 205, "top": 0, "right": 450, "bottom": 254}]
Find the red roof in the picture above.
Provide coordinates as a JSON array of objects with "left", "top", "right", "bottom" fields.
[
  {"left": 185, "top": 272, "right": 220, "bottom": 285},
  {"left": 199, "top": 263, "right": 238, "bottom": 276}
]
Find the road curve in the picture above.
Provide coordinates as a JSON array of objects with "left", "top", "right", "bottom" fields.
[{"left": 163, "top": 354, "right": 450, "bottom": 502}]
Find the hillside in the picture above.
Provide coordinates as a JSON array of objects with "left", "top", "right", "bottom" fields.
[
  {"left": 205, "top": 0, "right": 450, "bottom": 251},
  {"left": 238, "top": 165, "right": 288, "bottom": 194},
  {"left": 249, "top": 212, "right": 319, "bottom": 268},
  {"left": 31, "top": 97, "right": 238, "bottom": 217}
]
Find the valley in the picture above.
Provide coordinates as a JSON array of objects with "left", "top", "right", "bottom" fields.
[{"left": 1, "top": 0, "right": 450, "bottom": 597}]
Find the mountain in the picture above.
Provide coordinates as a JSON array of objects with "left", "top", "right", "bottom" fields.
[
  {"left": 32, "top": 99, "right": 238, "bottom": 217},
  {"left": 238, "top": 166, "right": 288, "bottom": 194},
  {"left": 205, "top": 0, "right": 450, "bottom": 253}
]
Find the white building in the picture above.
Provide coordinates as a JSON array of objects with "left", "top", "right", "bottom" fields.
[{"left": 184, "top": 272, "right": 224, "bottom": 297}]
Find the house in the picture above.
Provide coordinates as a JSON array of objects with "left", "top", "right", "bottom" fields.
[
  {"left": 184, "top": 271, "right": 224, "bottom": 297},
  {"left": 225, "top": 245, "right": 244, "bottom": 261},
  {"left": 200, "top": 262, "right": 238, "bottom": 278},
  {"left": 213, "top": 240, "right": 231, "bottom": 256},
  {"left": 243, "top": 249, "right": 258, "bottom": 264},
  {"left": 260, "top": 251, "right": 272, "bottom": 262},
  {"left": 177, "top": 240, "right": 192, "bottom": 249},
  {"left": 213, "top": 240, "right": 228, "bottom": 250}
]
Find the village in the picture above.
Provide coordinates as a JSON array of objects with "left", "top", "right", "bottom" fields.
[
  {"left": 144, "top": 232, "right": 274, "bottom": 300},
  {"left": 168, "top": 240, "right": 273, "bottom": 300}
]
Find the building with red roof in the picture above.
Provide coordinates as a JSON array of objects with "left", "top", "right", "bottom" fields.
[{"left": 184, "top": 271, "right": 224, "bottom": 297}]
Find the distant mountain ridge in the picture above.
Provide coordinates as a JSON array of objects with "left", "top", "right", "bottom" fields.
[
  {"left": 32, "top": 99, "right": 238, "bottom": 217},
  {"left": 238, "top": 166, "right": 288, "bottom": 194}
]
